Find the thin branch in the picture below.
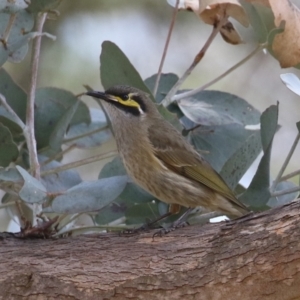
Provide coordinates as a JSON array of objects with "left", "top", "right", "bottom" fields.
[
  {"left": 173, "top": 43, "right": 266, "bottom": 101},
  {"left": 271, "top": 186, "right": 300, "bottom": 198},
  {"left": 271, "top": 132, "right": 300, "bottom": 192},
  {"left": 63, "top": 125, "right": 109, "bottom": 144},
  {"left": 162, "top": 14, "right": 228, "bottom": 107},
  {"left": 280, "top": 169, "right": 300, "bottom": 182},
  {"left": 41, "top": 144, "right": 77, "bottom": 166},
  {"left": 25, "top": 12, "right": 48, "bottom": 180},
  {"left": 40, "top": 150, "right": 118, "bottom": 176},
  {"left": 2, "top": 13, "right": 17, "bottom": 45},
  {"left": 153, "top": 0, "right": 179, "bottom": 97}
]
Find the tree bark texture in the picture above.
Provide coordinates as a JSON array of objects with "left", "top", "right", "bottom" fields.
[{"left": 0, "top": 200, "right": 300, "bottom": 300}]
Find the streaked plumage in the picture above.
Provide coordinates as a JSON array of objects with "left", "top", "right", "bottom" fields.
[{"left": 86, "top": 85, "right": 249, "bottom": 218}]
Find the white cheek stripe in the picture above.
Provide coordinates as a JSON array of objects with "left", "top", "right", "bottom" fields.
[{"left": 138, "top": 107, "right": 144, "bottom": 114}]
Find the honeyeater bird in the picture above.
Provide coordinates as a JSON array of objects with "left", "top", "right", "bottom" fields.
[{"left": 86, "top": 85, "right": 249, "bottom": 223}]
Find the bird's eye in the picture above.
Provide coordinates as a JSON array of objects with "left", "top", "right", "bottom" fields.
[{"left": 122, "top": 95, "right": 129, "bottom": 101}]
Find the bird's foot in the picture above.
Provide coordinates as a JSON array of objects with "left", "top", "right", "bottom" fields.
[
  {"left": 120, "top": 223, "right": 153, "bottom": 235},
  {"left": 152, "top": 221, "right": 189, "bottom": 238}
]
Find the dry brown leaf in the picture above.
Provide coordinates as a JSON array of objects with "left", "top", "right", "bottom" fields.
[
  {"left": 220, "top": 21, "right": 244, "bottom": 44},
  {"left": 269, "top": 0, "right": 300, "bottom": 68},
  {"left": 199, "top": 0, "right": 249, "bottom": 27}
]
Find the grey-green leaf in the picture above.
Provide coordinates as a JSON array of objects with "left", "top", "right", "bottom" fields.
[
  {"left": 0, "top": 124, "right": 19, "bottom": 167},
  {"left": 100, "top": 41, "right": 152, "bottom": 96},
  {"left": 178, "top": 90, "right": 261, "bottom": 127},
  {"left": 45, "top": 176, "right": 128, "bottom": 214},
  {"left": 16, "top": 166, "right": 48, "bottom": 203},
  {"left": 49, "top": 100, "right": 79, "bottom": 152}
]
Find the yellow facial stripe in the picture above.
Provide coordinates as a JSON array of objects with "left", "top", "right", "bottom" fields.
[{"left": 116, "top": 93, "right": 140, "bottom": 108}]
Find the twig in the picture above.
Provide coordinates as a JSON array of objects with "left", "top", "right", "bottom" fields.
[
  {"left": 40, "top": 150, "right": 118, "bottom": 176},
  {"left": 41, "top": 144, "right": 77, "bottom": 166},
  {"left": 25, "top": 12, "right": 48, "bottom": 225},
  {"left": 153, "top": 0, "right": 179, "bottom": 97},
  {"left": 279, "top": 169, "right": 300, "bottom": 182},
  {"left": 162, "top": 13, "right": 228, "bottom": 107},
  {"left": 271, "top": 186, "right": 300, "bottom": 198},
  {"left": 63, "top": 125, "right": 109, "bottom": 144},
  {"left": 271, "top": 132, "right": 300, "bottom": 192},
  {"left": 25, "top": 12, "right": 48, "bottom": 180},
  {"left": 173, "top": 43, "right": 266, "bottom": 101},
  {"left": 2, "top": 13, "right": 16, "bottom": 45}
]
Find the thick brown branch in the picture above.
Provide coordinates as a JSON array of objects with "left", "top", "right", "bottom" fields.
[{"left": 0, "top": 201, "right": 300, "bottom": 299}]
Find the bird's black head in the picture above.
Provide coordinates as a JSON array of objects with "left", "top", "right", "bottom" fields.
[{"left": 86, "top": 85, "right": 148, "bottom": 116}]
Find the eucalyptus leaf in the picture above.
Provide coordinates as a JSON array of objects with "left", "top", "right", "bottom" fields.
[
  {"left": 240, "top": 104, "right": 279, "bottom": 209},
  {"left": 49, "top": 100, "right": 79, "bottom": 152},
  {"left": 65, "top": 108, "right": 111, "bottom": 148},
  {"left": 40, "top": 156, "right": 82, "bottom": 193},
  {"left": 16, "top": 166, "right": 48, "bottom": 203},
  {"left": 144, "top": 73, "right": 179, "bottom": 103},
  {"left": 0, "top": 167, "right": 22, "bottom": 182},
  {"left": 27, "top": 0, "right": 62, "bottom": 12},
  {"left": 268, "top": 181, "right": 299, "bottom": 207},
  {"left": 34, "top": 88, "right": 90, "bottom": 149},
  {"left": 189, "top": 123, "right": 257, "bottom": 172},
  {"left": 177, "top": 90, "right": 261, "bottom": 127},
  {"left": 125, "top": 202, "right": 160, "bottom": 225},
  {"left": 45, "top": 176, "right": 128, "bottom": 214},
  {"left": 0, "top": 124, "right": 19, "bottom": 167},
  {"left": 0, "top": 68, "right": 26, "bottom": 132},
  {"left": 100, "top": 41, "right": 152, "bottom": 96},
  {"left": 221, "top": 129, "right": 261, "bottom": 189}
]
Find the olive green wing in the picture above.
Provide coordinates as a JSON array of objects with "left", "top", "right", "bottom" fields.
[{"left": 147, "top": 123, "right": 247, "bottom": 210}]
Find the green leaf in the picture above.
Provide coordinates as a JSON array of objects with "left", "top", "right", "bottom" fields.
[
  {"left": 0, "top": 68, "right": 26, "bottom": 133},
  {"left": 144, "top": 73, "right": 179, "bottom": 103},
  {"left": 0, "top": 10, "right": 34, "bottom": 65},
  {"left": 99, "top": 156, "right": 127, "bottom": 178},
  {"left": 45, "top": 176, "right": 128, "bottom": 214},
  {"left": 100, "top": 41, "right": 152, "bottom": 96},
  {"left": 40, "top": 156, "right": 82, "bottom": 193},
  {"left": 0, "top": 167, "right": 22, "bottom": 182},
  {"left": 16, "top": 166, "right": 48, "bottom": 203},
  {"left": 49, "top": 100, "right": 79, "bottom": 152},
  {"left": 0, "top": 124, "right": 19, "bottom": 167},
  {"left": 189, "top": 124, "right": 257, "bottom": 172},
  {"left": 268, "top": 181, "right": 299, "bottom": 207},
  {"left": 220, "top": 129, "right": 261, "bottom": 189},
  {"left": 27, "top": 0, "right": 62, "bottom": 12},
  {"left": 34, "top": 88, "right": 90, "bottom": 149},
  {"left": 99, "top": 156, "right": 155, "bottom": 204},
  {"left": 241, "top": 104, "right": 279, "bottom": 209},
  {"left": 125, "top": 202, "right": 160, "bottom": 225},
  {"left": 177, "top": 90, "right": 261, "bottom": 127}
]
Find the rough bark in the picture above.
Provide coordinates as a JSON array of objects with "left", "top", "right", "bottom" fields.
[{"left": 0, "top": 201, "right": 300, "bottom": 300}]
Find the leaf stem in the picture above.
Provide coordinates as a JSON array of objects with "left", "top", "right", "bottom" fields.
[
  {"left": 279, "top": 169, "right": 300, "bottom": 182},
  {"left": 162, "top": 13, "right": 228, "bottom": 107},
  {"left": 271, "top": 186, "right": 300, "bottom": 198},
  {"left": 173, "top": 43, "right": 266, "bottom": 101},
  {"left": 153, "top": 0, "right": 179, "bottom": 97}
]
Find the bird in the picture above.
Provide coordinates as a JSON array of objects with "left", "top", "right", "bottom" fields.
[{"left": 85, "top": 85, "right": 249, "bottom": 228}]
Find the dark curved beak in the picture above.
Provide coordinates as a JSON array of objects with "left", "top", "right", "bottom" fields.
[{"left": 85, "top": 91, "right": 116, "bottom": 102}]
